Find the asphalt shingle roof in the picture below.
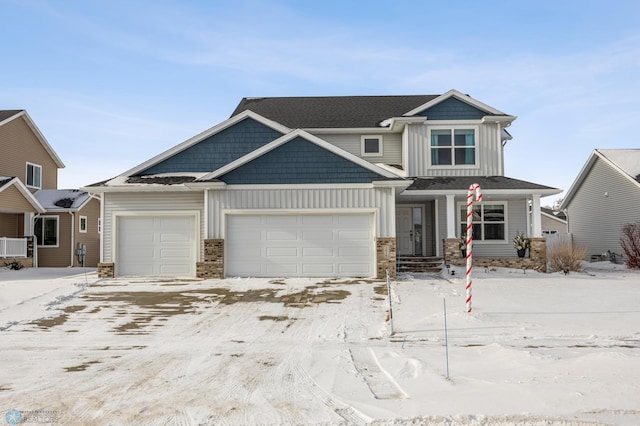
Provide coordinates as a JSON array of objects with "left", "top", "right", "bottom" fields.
[
  {"left": 406, "top": 176, "right": 558, "bottom": 191},
  {"left": 0, "top": 110, "right": 23, "bottom": 122},
  {"left": 230, "top": 95, "right": 440, "bottom": 128}
]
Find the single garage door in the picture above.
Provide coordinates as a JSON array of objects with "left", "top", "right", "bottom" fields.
[
  {"left": 226, "top": 213, "right": 374, "bottom": 277},
  {"left": 116, "top": 215, "right": 197, "bottom": 277}
]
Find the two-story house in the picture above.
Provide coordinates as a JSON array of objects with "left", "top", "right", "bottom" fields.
[
  {"left": 0, "top": 110, "right": 100, "bottom": 268},
  {"left": 86, "top": 90, "right": 560, "bottom": 279}
]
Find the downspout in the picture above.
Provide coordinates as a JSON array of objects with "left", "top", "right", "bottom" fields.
[
  {"left": 33, "top": 213, "right": 41, "bottom": 268},
  {"left": 69, "top": 211, "right": 75, "bottom": 267}
]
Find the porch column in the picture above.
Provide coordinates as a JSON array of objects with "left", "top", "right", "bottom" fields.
[
  {"left": 530, "top": 194, "right": 542, "bottom": 237},
  {"left": 446, "top": 194, "right": 456, "bottom": 238}
]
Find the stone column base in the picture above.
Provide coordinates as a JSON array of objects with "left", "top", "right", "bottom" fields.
[
  {"left": 376, "top": 237, "right": 396, "bottom": 279},
  {"left": 98, "top": 262, "right": 115, "bottom": 278}
]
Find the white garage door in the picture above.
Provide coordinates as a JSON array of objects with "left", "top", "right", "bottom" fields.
[
  {"left": 226, "top": 213, "right": 374, "bottom": 277},
  {"left": 116, "top": 215, "right": 197, "bottom": 277}
]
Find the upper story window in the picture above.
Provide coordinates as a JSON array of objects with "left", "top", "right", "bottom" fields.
[
  {"left": 361, "top": 135, "right": 383, "bottom": 157},
  {"left": 458, "top": 202, "right": 507, "bottom": 242},
  {"left": 430, "top": 127, "right": 476, "bottom": 166},
  {"left": 26, "top": 162, "right": 42, "bottom": 188}
]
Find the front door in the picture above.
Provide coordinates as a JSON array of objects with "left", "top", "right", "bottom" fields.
[{"left": 396, "top": 207, "right": 423, "bottom": 256}]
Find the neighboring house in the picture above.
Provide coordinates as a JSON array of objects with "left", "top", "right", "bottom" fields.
[
  {"left": 86, "top": 89, "right": 560, "bottom": 279},
  {"left": 561, "top": 149, "right": 640, "bottom": 258},
  {"left": 0, "top": 110, "right": 100, "bottom": 267},
  {"left": 540, "top": 207, "right": 568, "bottom": 236}
]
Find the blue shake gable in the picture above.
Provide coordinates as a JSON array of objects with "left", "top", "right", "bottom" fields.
[
  {"left": 416, "top": 96, "right": 487, "bottom": 120},
  {"left": 138, "top": 118, "right": 284, "bottom": 175},
  {"left": 219, "top": 137, "right": 385, "bottom": 184}
]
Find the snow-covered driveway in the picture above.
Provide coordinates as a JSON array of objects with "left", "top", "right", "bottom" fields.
[{"left": 1, "top": 264, "right": 640, "bottom": 425}]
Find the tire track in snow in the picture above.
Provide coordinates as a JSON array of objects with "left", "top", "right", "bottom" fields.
[{"left": 349, "top": 347, "right": 408, "bottom": 400}]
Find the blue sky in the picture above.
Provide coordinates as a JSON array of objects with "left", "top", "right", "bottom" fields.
[{"left": 2, "top": 0, "right": 639, "bottom": 204}]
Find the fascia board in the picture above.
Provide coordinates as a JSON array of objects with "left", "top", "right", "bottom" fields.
[
  {"left": 404, "top": 188, "right": 562, "bottom": 197},
  {"left": 403, "top": 89, "right": 507, "bottom": 117},
  {"left": 4, "top": 111, "right": 66, "bottom": 169},
  {"left": 2, "top": 178, "right": 46, "bottom": 213},
  {"left": 372, "top": 180, "right": 411, "bottom": 188},
  {"left": 560, "top": 150, "right": 600, "bottom": 209},
  {"left": 80, "top": 184, "right": 201, "bottom": 193},
  {"left": 302, "top": 127, "right": 398, "bottom": 134},
  {"left": 120, "top": 110, "right": 292, "bottom": 177},
  {"left": 541, "top": 211, "right": 568, "bottom": 224},
  {"left": 201, "top": 129, "right": 401, "bottom": 180}
]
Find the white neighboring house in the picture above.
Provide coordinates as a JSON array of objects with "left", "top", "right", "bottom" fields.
[{"left": 561, "top": 149, "right": 640, "bottom": 258}]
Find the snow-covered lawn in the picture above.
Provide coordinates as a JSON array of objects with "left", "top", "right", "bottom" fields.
[{"left": 1, "top": 264, "right": 639, "bottom": 425}]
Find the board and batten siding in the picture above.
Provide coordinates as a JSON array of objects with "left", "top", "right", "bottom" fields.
[
  {"left": 314, "top": 133, "right": 402, "bottom": 166},
  {"left": 436, "top": 198, "right": 528, "bottom": 257},
  {"left": 566, "top": 157, "right": 640, "bottom": 256},
  {"left": 208, "top": 186, "right": 396, "bottom": 238},
  {"left": 405, "top": 122, "right": 503, "bottom": 177},
  {"left": 102, "top": 192, "right": 205, "bottom": 263}
]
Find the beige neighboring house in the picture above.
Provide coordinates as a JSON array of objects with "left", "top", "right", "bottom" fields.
[
  {"left": 541, "top": 207, "right": 568, "bottom": 236},
  {"left": 0, "top": 109, "right": 100, "bottom": 268}
]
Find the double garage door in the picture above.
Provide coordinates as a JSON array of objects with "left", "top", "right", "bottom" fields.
[
  {"left": 116, "top": 215, "right": 197, "bottom": 277},
  {"left": 115, "top": 213, "right": 374, "bottom": 278},
  {"left": 226, "top": 213, "right": 374, "bottom": 277}
]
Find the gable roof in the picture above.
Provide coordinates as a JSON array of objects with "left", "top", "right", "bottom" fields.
[
  {"left": 0, "top": 110, "right": 65, "bottom": 168},
  {"left": 201, "top": 129, "right": 400, "bottom": 182},
  {"left": 230, "top": 89, "right": 514, "bottom": 129},
  {"left": 121, "top": 110, "right": 291, "bottom": 177},
  {"left": 33, "top": 189, "right": 92, "bottom": 212},
  {"left": 0, "top": 176, "right": 46, "bottom": 213},
  {"left": 541, "top": 207, "right": 567, "bottom": 222},
  {"left": 561, "top": 149, "right": 640, "bottom": 208}
]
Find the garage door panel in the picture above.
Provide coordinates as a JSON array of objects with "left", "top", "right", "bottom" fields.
[
  {"left": 117, "top": 215, "right": 196, "bottom": 277},
  {"left": 226, "top": 213, "right": 374, "bottom": 277}
]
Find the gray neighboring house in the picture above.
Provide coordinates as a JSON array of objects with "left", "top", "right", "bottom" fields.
[{"left": 561, "top": 149, "right": 640, "bottom": 258}]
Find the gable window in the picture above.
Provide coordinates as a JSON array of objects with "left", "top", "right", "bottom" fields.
[
  {"left": 34, "top": 216, "right": 58, "bottom": 247},
  {"left": 361, "top": 135, "right": 383, "bottom": 157},
  {"left": 430, "top": 128, "right": 476, "bottom": 166},
  {"left": 79, "top": 216, "right": 88, "bottom": 233},
  {"left": 458, "top": 202, "right": 506, "bottom": 242},
  {"left": 26, "top": 163, "right": 42, "bottom": 188}
]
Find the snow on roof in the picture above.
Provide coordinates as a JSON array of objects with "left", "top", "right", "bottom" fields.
[
  {"left": 33, "top": 189, "right": 91, "bottom": 210},
  {"left": 599, "top": 149, "right": 640, "bottom": 181}
]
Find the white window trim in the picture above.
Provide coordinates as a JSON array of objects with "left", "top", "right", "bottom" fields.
[
  {"left": 360, "top": 135, "right": 383, "bottom": 157},
  {"left": 456, "top": 201, "right": 508, "bottom": 244},
  {"left": 26, "top": 162, "right": 43, "bottom": 189},
  {"left": 79, "top": 216, "right": 88, "bottom": 233},
  {"left": 428, "top": 125, "right": 479, "bottom": 169},
  {"left": 35, "top": 215, "right": 59, "bottom": 248}
]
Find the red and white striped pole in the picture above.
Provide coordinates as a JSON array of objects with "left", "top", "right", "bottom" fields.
[{"left": 465, "top": 183, "right": 482, "bottom": 313}]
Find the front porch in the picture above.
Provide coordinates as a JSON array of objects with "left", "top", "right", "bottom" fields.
[{"left": 442, "top": 237, "right": 547, "bottom": 272}]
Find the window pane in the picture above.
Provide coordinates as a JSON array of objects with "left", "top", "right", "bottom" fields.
[
  {"left": 431, "top": 148, "right": 451, "bottom": 165},
  {"left": 431, "top": 130, "right": 451, "bottom": 146},
  {"left": 454, "top": 148, "right": 475, "bottom": 165},
  {"left": 364, "top": 138, "right": 380, "bottom": 153},
  {"left": 454, "top": 129, "right": 475, "bottom": 146},
  {"left": 484, "top": 224, "right": 505, "bottom": 240},
  {"left": 43, "top": 218, "right": 57, "bottom": 245},
  {"left": 483, "top": 205, "right": 505, "bottom": 222},
  {"left": 413, "top": 207, "right": 422, "bottom": 256},
  {"left": 34, "top": 167, "right": 41, "bottom": 188},
  {"left": 34, "top": 218, "right": 43, "bottom": 244}
]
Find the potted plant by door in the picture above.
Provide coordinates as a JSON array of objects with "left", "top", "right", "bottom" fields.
[{"left": 513, "top": 231, "right": 530, "bottom": 258}]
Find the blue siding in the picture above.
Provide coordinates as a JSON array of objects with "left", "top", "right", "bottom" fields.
[
  {"left": 219, "top": 137, "right": 385, "bottom": 184},
  {"left": 139, "top": 118, "right": 284, "bottom": 175},
  {"left": 416, "top": 97, "right": 487, "bottom": 120}
]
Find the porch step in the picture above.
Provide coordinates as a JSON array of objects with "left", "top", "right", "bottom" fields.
[{"left": 397, "top": 256, "right": 443, "bottom": 274}]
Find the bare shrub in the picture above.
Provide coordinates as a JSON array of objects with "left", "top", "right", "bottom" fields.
[
  {"left": 547, "top": 240, "right": 588, "bottom": 273},
  {"left": 620, "top": 223, "right": 640, "bottom": 269}
]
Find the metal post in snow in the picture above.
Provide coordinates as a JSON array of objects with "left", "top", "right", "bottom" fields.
[
  {"left": 386, "top": 269, "right": 394, "bottom": 336},
  {"left": 465, "top": 183, "right": 482, "bottom": 313}
]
